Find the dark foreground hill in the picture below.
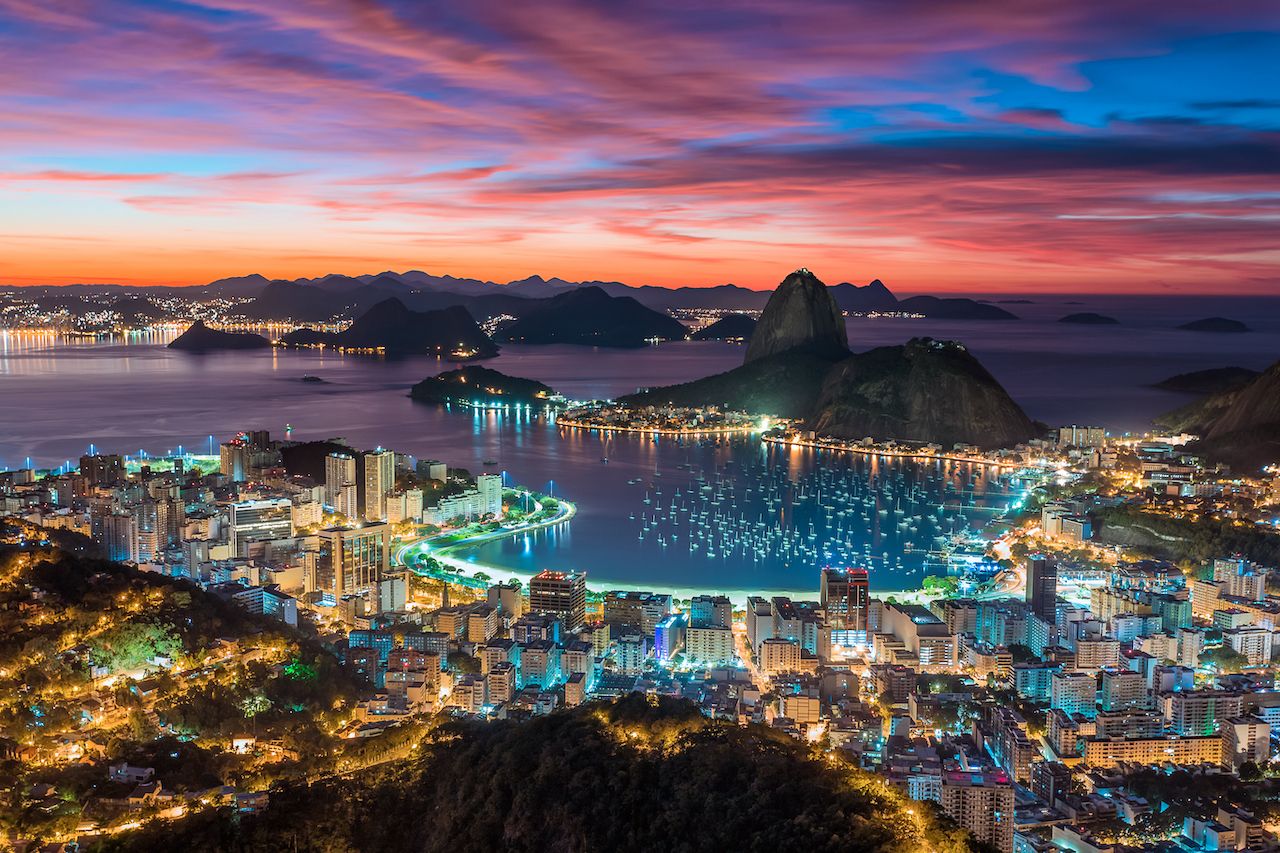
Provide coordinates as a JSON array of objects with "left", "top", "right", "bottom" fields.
[
  {"left": 494, "top": 286, "right": 688, "bottom": 347},
  {"left": 167, "top": 321, "right": 270, "bottom": 351},
  {"left": 280, "top": 298, "right": 498, "bottom": 358},
  {"left": 101, "top": 695, "right": 981, "bottom": 853}
]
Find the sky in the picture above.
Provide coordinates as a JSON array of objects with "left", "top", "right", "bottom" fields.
[{"left": 1, "top": 1, "right": 1278, "bottom": 293}]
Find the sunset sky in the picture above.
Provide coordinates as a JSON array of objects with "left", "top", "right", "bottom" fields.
[{"left": 1, "top": 1, "right": 1278, "bottom": 293}]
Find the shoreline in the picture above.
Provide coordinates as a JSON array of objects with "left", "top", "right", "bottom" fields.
[{"left": 399, "top": 506, "right": 941, "bottom": 607}]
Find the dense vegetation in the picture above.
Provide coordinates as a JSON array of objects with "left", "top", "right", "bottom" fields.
[
  {"left": 1091, "top": 506, "right": 1280, "bottom": 565},
  {"left": 100, "top": 695, "right": 984, "bottom": 853}
]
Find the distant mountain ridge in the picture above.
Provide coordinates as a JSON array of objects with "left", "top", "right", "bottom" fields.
[{"left": 3, "top": 268, "right": 1018, "bottom": 321}]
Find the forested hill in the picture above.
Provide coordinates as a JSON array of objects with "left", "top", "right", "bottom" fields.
[{"left": 100, "top": 694, "right": 985, "bottom": 853}]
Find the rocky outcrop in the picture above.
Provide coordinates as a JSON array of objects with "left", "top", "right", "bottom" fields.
[
  {"left": 743, "top": 269, "right": 848, "bottom": 364},
  {"left": 806, "top": 338, "right": 1037, "bottom": 448},
  {"left": 167, "top": 321, "right": 270, "bottom": 351}
]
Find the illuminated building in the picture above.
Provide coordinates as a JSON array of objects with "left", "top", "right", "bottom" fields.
[
  {"left": 101, "top": 511, "right": 139, "bottom": 563},
  {"left": 603, "top": 590, "right": 672, "bottom": 636},
  {"left": 361, "top": 449, "right": 395, "bottom": 521},
  {"left": 425, "top": 473, "right": 503, "bottom": 524},
  {"left": 316, "top": 523, "right": 390, "bottom": 604},
  {"left": 1221, "top": 716, "right": 1270, "bottom": 769},
  {"left": 1098, "top": 668, "right": 1147, "bottom": 712},
  {"left": 337, "top": 482, "right": 358, "bottom": 519},
  {"left": 529, "top": 570, "right": 586, "bottom": 630},
  {"left": 615, "top": 633, "right": 647, "bottom": 675},
  {"left": 880, "top": 601, "right": 957, "bottom": 669},
  {"left": 654, "top": 613, "right": 687, "bottom": 662},
  {"left": 685, "top": 626, "right": 735, "bottom": 666},
  {"left": 78, "top": 453, "right": 123, "bottom": 486},
  {"left": 1050, "top": 671, "right": 1097, "bottom": 719},
  {"left": 219, "top": 438, "right": 252, "bottom": 482},
  {"left": 688, "top": 594, "right": 732, "bottom": 629},
  {"left": 759, "top": 637, "right": 801, "bottom": 676},
  {"left": 821, "top": 566, "right": 869, "bottom": 649},
  {"left": 487, "top": 582, "right": 524, "bottom": 620},
  {"left": 1162, "top": 690, "right": 1244, "bottom": 736},
  {"left": 1081, "top": 734, "right": 1222, "bottom": 768},
  {"left": 1026, "top": 554, "right": 1057, "bottom": 622},
  {"left": 324, "top": 452, "right": 355, "bottom": 506},
  {"left": 939, "top": 769, "right": 1014, "bottom": 853},
  {"left": 229, "top": 497, "right": 293, "bottom": 554}
]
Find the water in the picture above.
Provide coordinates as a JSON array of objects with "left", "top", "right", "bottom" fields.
[{"left": 2, "top": 295, "right": 1276, "bottom": 591}]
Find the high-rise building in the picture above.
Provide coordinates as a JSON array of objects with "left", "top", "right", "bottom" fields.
[
  {"left": 940, "top": 770, "right": 1014, "bottom": 853},
  {"left": 101, "top": 512, "right": 139, "bottom": 563},
  {"left": 316, "top": 523, "right": 390, "bottom": 604},
  {"left": 821, "top": 566, "right": 870, "bottom": 648},
  {"left": 1163, "top": 690, "right": 1244, "bottom": 736},
  {"left": 78, "top": 453, "right": 124, "bottom": 486},
  {"left": 324, "top": 452, "right": 355, "bottom": 506},
  {"left": 688, "top": 594, "right": 732, "bottom": 629},
  {"left": 529, "top": 570, "right": 587, "bottom": 631},
  {"left": 361, "top": 449, "right": 395, "bottom": 521},
  {"left": 229, "top": 497, "right": 293, "bottom": 553},
  {"left": 219, "top": 438, "right": 252, "bottom": 482},
  {"left": 337, "top": 482, "right": 359, "bottom": 519},
  {"left": 1026, "top": 554, "right": 1058, "bottom": 622}
]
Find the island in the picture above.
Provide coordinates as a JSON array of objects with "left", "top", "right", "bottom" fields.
[
  {"left": 1152, "top": 366, "right": 1260, "bottom": 395},
  {"left": 1058, "top": 312, "right": 1119, "bottom": 325},
  {"left": 167, "top": 320, "right": 270, "bottom": 351},
  {"left": 1177, "top": 316, "right": 1251, "bottom": 333},
  {"left": 409, "top": 366, "right": 560, "bottom": 408}
]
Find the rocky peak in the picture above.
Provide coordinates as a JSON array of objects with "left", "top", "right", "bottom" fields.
[{"left": 743, "top": 268, "right": 849, "bottom": 364}]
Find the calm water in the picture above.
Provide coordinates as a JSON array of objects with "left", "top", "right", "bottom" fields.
[{"left": 2, "top": 294, "right": 1276, "bottom": 590}]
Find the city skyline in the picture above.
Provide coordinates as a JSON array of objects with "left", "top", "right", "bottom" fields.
[{"left": 1, "top": 1, "right": 1277, "bottom": 293}]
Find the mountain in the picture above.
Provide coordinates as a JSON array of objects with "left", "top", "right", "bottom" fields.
[
  {"left": 894, "top": 295, "right": 1018, "bottom": 320},
  {"left": 625, "top": 270, "right": 1033, "bottom": 448},
  {"left": 620, "top": 349, "right": 843, "bottom": 417},
  {"left": 279, "top": 298, "right": 498, "bottom": 358},
  {"left": 807, "top": 338, "right": 1038, "bottom": 448},
  {"left": 690, "top": 313, "right": 756, "bottom": 342},
  {"left": 110, "top": 694, "right": 974, "bottom": 853},
  {"left": 202, "top": 273, "right": 272, "bottom": 297},
  {"left": 410, "top": 366, "right": 557, "bottom": 407},
  {"left": 743, "top": 269, "right": 849, "bottom": 364},
  {"left": 1178, "top": 317, "right": 1251, "bottom": 333},
  {"left": 1156, "top": 359, "right": 1280, "bottom": 470},
  {"left": 238, "top": 281, "right": 350, "bottom": 322},
  {"left": 493, "top": 286, "right": 687, "bottom": 347},
  {"left": 167, "top": 320, "right": 270, "bottom": 351},
  {"left": 828, "top": 278, "right": 899, "bottom": 313},
  {"left": 109, "top": 295, "right": 165, "bottom": 324},
  {"left": 1152, "top": 367, "right": 1261, "bottom": 395},
  {"left": 1059, "top": 312, "right": 1119, "bottom": 325}
]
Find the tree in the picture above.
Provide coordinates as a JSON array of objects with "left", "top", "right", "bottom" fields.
[
  {"left": 94, "top": 621, "right": 181, "bottom": 673},
  {"left": 1201, "top": 645, "right": 1249, "bottom": 673}
]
